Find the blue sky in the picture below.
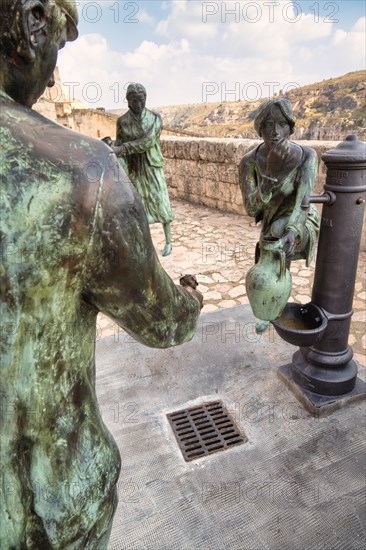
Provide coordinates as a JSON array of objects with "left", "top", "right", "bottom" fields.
[{"left": 58, "top": 1, "right": 366, "bottom": 108}]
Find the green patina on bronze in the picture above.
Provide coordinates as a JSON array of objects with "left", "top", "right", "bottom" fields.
[
  {"left": 239, "top": 99, "right": 321, "bottom": 323},
  {"left": 114, "top": 83, "right": 174, "bottom": 256},
  {"left": 0, "top": 2, "right": 201, "bottom": 548}
]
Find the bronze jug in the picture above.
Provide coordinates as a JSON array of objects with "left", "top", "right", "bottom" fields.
[{"left": 245, "top": 237, "right": 292, "bottom": 321}]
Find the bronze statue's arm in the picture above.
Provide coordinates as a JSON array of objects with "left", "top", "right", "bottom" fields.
[
  {"left": 239, "top": 156, "right": 270, "bottom": 219},
  {"left": 118, "top": 116, "right": 161, "bottom": 155},
  {"left": 114, "top": 120, "right": 125, "bottom": 147},
  {"left": 82, "top": 154, "right": 200, "bottom": 348},
  {"left": 285, "top": 148, "right": 318, "bottom": 242}
]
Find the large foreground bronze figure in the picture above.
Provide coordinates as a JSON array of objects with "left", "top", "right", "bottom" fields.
[{"left": 0, "top": 2, "right": 201, "bottom": 547}]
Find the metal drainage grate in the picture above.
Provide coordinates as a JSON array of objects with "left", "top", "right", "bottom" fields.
[{"left": 167, "top": 400, "right": 247, "bottom": 462}]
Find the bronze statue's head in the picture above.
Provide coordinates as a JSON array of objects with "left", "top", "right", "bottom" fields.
[
  {"left": 126, "top": 83, "right": 147, "bottom": 98},
  {"left": 254, "top": 99, "right": 295, "bottom": 138},
  {"left": 126, "top": 83, "right": 147, "bottom": 116},
  {"left": 0, "top": 0, "right": 78, "bottom": 107}
]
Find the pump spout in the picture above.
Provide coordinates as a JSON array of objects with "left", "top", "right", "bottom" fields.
[{"left": 301, "top": 191, "right": 336, "bottom": 210}]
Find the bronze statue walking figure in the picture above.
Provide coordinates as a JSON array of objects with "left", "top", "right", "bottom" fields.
[{"left": 114, "top": 83, "right": 174, "bottom": 256}]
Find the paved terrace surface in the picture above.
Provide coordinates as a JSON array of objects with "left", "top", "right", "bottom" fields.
[
  {"left": 98, "top": 198, "right": 366, "bottom": 366},
  {"left": 97, "top": 309, "right": 366, "bottom": 550},
  {"left": 95, "top": 198, "right": 366, "bottom": 549}
]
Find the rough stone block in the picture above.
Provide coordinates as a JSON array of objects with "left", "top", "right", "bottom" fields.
[
  {"left": 183, "top": 141, "right": 191, "bottom": 159},
  {"left": 216, "top": 200, "right": 230, "bottom": 212},
  {"left": 186, "top": 160, "right": 200, "bottom": 178},
  {"left": 190, "top": 141, "right": 200, "bottom": 160},
  {"left": 231, "top": 184, "right": 243, "bottom": 207},
  {"left": 168, "top": 186, "right": 178, "bottom": 198},
  {"left": 171, "top": 160, "right": 186, "bottom": 182},
  {"left": 231, "top": 203, "right": 245, "bottom": 215},
  {"left": 208, "top": 142, "right": 225, "bottom": 163},
  {"left": 204, "top": 163, "right": 219, "bottom": 182},
  {"left": 165, "top": 175, "right": 173, "bottom": 190},
  {"left": 174, "top": 175, "right": 185, "bottom": 193},
  {"left": 234, "top": 140, "right": 259, "bottom": 164},
  {"left": 168, "top": 160, "right": 182, "bottom": 178},
  {"left": 183, "top": 177, "right": 194, "bottom": 196},
  {"left": 205, "top": 179, "right": 221, "bottom": 200},
  {"left": 223, "top": 141, "right": 238, "bottom": 163},
  {"left": 219, "top": 164, "right": 238, "bottom": 184},
  {"left": 199, "top": 141, "right": 225, "bottom": 163},
  {"left": 163, "top": 160, "right": 171, "bottom": 177},
  {"left": 192, "top": 177, "right": 205, "bottom": 197},
  {"left": 161, "top": 139, "right": 175, "bottom": 159},
  {"left": 174, "top": 140, "right": 186, "bottom": 159},
  {"left": 219, "top": 181, "right": 231, "bottom": 204},
  {"left": 202, "top": 196, "right": 218, "bottom": 210},
  {"left": 198, "top": 140, "right": 208, "bottom": 161}
]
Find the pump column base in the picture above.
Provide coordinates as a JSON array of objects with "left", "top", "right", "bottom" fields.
[
  {"left": 292, "top": 347, "right": 358, "bottom": 395},
  {"left": 278, "top": 362, "right": 366, "bottom": 417}
]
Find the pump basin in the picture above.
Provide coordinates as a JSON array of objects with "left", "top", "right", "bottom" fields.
[{"left": 272, "top": 302, "right": 328, "bottom": 347}]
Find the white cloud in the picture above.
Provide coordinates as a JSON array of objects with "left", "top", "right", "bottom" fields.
[
  {"left": 137, "top": 9, "right": 155, "bottom": 25},
  {"left": 156, "top": 0, "right": 218, "bottom": 39},
  {"left": 58, "top": 33, "right": 197, "bottom": 107},
  {"left": 333, "top": 29, "right": 348, "bottom": 44},
  {"left": 332, "top": 16, "right": 365, "bottom": 49},
  {"left": 57, "top": 3, "right": 366, "bottom": 108}
]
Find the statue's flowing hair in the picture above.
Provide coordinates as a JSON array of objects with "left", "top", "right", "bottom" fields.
[{"left": 254, "top": 98, "right": 295, "bottom": 137}]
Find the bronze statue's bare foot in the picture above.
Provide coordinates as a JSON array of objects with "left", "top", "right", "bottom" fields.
[{"left": 162, "top": 243, "right": 172, "bottom": 256}]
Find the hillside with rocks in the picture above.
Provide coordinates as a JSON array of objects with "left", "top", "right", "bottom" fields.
[{"left": 110, "top": 71, "right": 365, "bottom": 141}]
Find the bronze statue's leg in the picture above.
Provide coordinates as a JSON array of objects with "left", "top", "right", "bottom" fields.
[
  {"left": 269, "top": 217, "right": 288, "bottom": 238},
  {"left": 162, "top": 223, "right": 172, "bottom": 256},
  {"left": 81, "top": 489, "right": 118, "bottom": 549},
  {"left": 288, "top": 227, "right": 310, "bottom": 267},
  {"left": 296, "top": 227, "right": 310, "bottom": 256}
]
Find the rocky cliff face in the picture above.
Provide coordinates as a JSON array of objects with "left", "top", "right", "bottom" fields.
[{"left": 115, "top": 71, "right": 364, "bottom": 141}]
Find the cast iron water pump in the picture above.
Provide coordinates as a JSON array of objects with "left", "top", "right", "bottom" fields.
[{"left": 273, "top": 135, "right": 366, "bottom": 410}]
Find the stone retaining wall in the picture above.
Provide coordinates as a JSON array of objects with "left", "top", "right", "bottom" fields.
[
  {"left": 69, "top": 109, "right": 117, "bottom": 139},
  {"left": 161, "top": 136, "right": 365, "bottom": 250}
]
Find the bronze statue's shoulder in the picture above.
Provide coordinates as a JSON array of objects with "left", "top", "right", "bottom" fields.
[
  {"left": 150, "top": 109, "right": 162, "bottom": 118},
  {"left": 239, "top": 144, "right": 260, "bottom": 169},
  {"left": 145, "top": 108, "right": 162, "bottom": 122},
  {"left": 298, "top": 144, "right": 317, "bottom": 159},
  {"left": 2, "top": 102, "right": 113, "bottom": 164},
  {"left": 241, "top": 144, "right": 260, "bottom": 161},
  {"left": 116, "top": 110, "right": 131, "bottom": 123},
  {"left": 291, "top": 142, "right": 317, "bottom": 166}
]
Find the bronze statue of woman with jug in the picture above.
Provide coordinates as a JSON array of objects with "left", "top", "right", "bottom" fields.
[{"left": 239, "top": 99, "right": 320, "bottom": 331}]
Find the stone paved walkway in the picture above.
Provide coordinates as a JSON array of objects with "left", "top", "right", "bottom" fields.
[{"left": 98, "top": 199, "right": 366, "bottom": 366}]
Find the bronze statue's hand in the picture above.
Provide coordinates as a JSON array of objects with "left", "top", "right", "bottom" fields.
[
  {"left": 101, "top": 136, "right": 113, "bottom": 147},
  {"left": 112, "top": 145, "right": 126, "bottom": 157},
  {"left": 280, "top": 230, "right": 297, "bottom": 258},
  {"left": 179, "top": 274, "right": 198, "bottom": 289},
  {"left": 180, "top": 275, "right": 203, "bottom": 309},
  {"left": 266, "top": 138, "right": 291, "bottom": 177}
]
